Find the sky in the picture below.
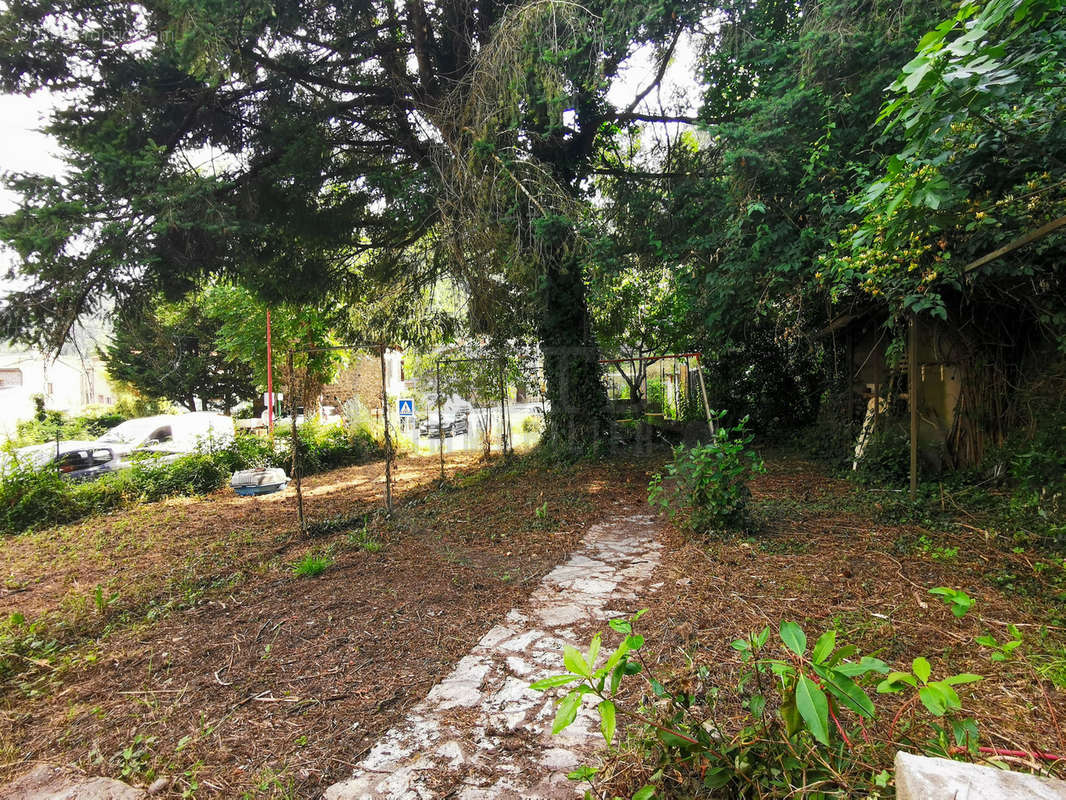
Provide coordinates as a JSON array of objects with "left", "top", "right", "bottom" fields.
[{"left": 0, "top": 92, "right": 63, "bottom": 214}]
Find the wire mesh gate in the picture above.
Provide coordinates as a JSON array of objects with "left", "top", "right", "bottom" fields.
[
  {"left": 281, "top": 346, "right": 710, "bottom": 533},
  {"left": 285, "top": 344, "right": 543, "bottom": 533}
]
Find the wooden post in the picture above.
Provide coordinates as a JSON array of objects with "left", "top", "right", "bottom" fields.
[
  {"left": 846, "top": 326, "right": 854, "bottom": 425},
  {"left": 380, "top": 346, "right": 393, "bottom": 514},
  {"left": 694, "top": 354, "right": 714, "bottom": 431},
  {"left": 909, "top": 315, "right": 919, "bottom": 498},
  {"left": 436, "top": 361, "right": 444, "bottom": 483},
  {"left": 499, "top": 359, "right": 508, "bottom": 456},
  {"left": 288, "top": 350, "right": 304, "bottom": 534}
]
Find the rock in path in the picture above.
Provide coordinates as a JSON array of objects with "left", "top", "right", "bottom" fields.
[
  {"left": 325, "top": 513, "right": 663, "bottom": 800},
  {"left": 0, "top": 764, "right": 147, "bottom": 800}
]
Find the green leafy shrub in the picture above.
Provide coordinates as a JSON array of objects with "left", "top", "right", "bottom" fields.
[
  {"left": 789, "top": 392, "right": 857, "bottom": 470},
  {"left": 216, "top": 433, "right": 276, "bottom": 472},
  {"left": 0, "top": 446, "right": 236, "bottom": 534},
  {"left": 0, "top": 462, "right": 83, "bottom": 532},
  {"left": 279, "top": 420, "right": 382, "bottom": 474},
  {"left": 521, "top": 414, "right": 545, "bottom": 434},
  {"left": 985, "top": 406, "right": 1066, "bottom": 545},
  {"left": 648, "top": 411, "right": 765, "bottom": 533},
  {"left": 70, "top": 470, "right": 135, "bottom": 518},
  {"left": 12, "top": 408, "right": 130, "bottom": 447},
  {"left": 0, "top": 422, "right": 385, "bottom": 535},
  {"left": 645, "top": 379, "right": 666, "bottom": 414},
  {"left": 854, "top": 423, "right": 911, "bottom": 485},
  {"left": 967, "top": 397, "right": 1066, "bottom": 548},
  {"left": 129, "top": 453, "right": 231, "bottom": 501},
  {"left": 1006, "top": 406, "right": 1066, "bottom": 496},
  {"left": 535, "top": 612, "right": 983, "bottom": 799}
]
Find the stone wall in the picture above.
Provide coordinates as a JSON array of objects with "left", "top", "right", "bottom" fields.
[{"left": 322, "top": 357, "right": 383, "bottom": 412}]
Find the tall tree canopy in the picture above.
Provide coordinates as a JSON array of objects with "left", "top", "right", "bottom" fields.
[
  {"left": 589, "top": 0, "right": 952, "bottom": 430},
  {"left": 0, "top": 0, "right": 703, "bottom": 447},
  {"left": 825, "top": 0, "right": 1066, "bottom": 326}
]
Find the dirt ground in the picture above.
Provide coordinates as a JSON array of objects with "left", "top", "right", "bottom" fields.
[
  {"left": 2, "top": 451, "right": 1065, "bottom": 798},
  {"left": 0, "top": 452, "right": 658, "bottom": 798},
  {"left": 601, "top": 456, "right": 1066, "bottom": 794}
]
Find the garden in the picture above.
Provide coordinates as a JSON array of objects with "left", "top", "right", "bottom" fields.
[
  {"left": 0, "top": 418, "right": 1063, "bottom": 797},
  {"left": 0, "top": 0, "right": 1064, "bottom": 795}
]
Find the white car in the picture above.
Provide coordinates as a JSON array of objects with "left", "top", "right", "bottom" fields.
[
  {"left": 96, "top": 412, "right": 234, "bottom": 461},
  {"left": 419, "top": 410, "right": 469, "bottom": 438}
]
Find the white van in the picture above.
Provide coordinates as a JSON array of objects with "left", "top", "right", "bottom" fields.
[{"left": 96, "top": 412, "right": 234, "bottom": 459}]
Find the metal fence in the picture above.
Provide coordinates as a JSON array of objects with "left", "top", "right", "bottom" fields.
[{"left": 274, "top": 344, "right": 711, "bottom": 532}]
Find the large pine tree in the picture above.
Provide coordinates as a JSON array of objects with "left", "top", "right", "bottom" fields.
[{"left": 0, "top": 0, "right": 700, "bottom": 447}]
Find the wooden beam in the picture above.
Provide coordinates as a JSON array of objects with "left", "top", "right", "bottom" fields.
[{"left": 963, "top": 215, "right": 1066, "bottom": 274}]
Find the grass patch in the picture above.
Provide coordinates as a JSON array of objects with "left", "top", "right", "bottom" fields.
[
  {"left": 347, "top": 527, "right": 382, "bottom": 553},
  {"left": 291, "top": 552, "right": 332, "bottom": 578}
]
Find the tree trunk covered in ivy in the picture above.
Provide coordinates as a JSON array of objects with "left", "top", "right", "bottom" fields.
[{"left": 536, "top": 227, "right": 612, "bottom": 450}]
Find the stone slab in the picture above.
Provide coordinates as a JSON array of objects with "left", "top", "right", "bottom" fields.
[
  {"left": 0, "top": 765, "right": 147, "bottom": 800},
  {"left": 895, "top": 751, "right": 1066, "bottom": 800}
]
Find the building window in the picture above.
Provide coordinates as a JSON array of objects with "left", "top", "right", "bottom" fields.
[{"left": 0, "top": 368, "right": 23, "bottom": 388}]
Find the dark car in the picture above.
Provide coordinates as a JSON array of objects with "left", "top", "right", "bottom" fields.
[
  {"left": 7, "top": 440, "right": 120, "bottom": 482},
  {"left": 419, "top": 409, "right": 470, "bottom": 438}
]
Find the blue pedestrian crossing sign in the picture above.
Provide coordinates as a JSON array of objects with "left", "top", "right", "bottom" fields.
[{"left": 397, "top": 398, "right": 415, "bottom": 417}]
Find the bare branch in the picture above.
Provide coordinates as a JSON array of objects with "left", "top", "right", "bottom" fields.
[
  {"left": 624, "top": 26, "right": 684, "bottom": 115},
  {"left": 615, "top": 112, "right": 700, "bottom": 125}
]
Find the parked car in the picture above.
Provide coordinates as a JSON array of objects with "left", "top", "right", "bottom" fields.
[
  {"left": 96, "top": 412, "right": 234, "bottom": 460},
  {"left": 4, "top": 440, "right": 120, "bottom": 482},
  {"left": 445, "top": 396, "right": 474, "bottom": 417},
  {"left": 419, "top": 409, "right": 470, "bottom": 438}
]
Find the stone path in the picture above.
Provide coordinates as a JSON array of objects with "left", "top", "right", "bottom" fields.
[{"left": 324, "top": 513, "right": 664, "bottom": 800}]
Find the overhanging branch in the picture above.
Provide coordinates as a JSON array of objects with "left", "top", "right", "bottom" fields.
[
  {"left": 623, "top": 26, "right": 683, "bottom": 115},
  {"left": 615, "top": 112, "right": 700, "bottom": 125},
  {"left": 591, "top": 167, "right": 722, "bottom": 180}
]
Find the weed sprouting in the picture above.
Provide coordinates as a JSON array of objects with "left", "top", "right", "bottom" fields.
[
  {"left": 240, "top": 766, "right": 296, "bottom": 799},
  {"left": 347, "top": 526, "right": 382, "bottom": 553},
  {"left": 530, "top": 501, "right": 557, "bottom": 530},
  {"left": 291, "top": 552, "right": 332, "bottom": 578},
  {"left": 114, "top": 733, "right": 156, "bottom": 780},
  {"left": 92, "top": 585, "right": 120, "bottom": 615}
]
